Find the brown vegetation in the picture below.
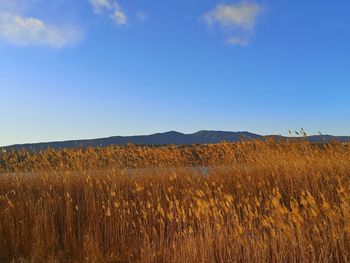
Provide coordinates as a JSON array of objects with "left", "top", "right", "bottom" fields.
[{"left": 1, "top": 139, "right": 350, "bottom": 262}]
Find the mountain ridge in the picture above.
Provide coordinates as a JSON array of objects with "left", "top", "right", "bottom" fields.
[{"left": 2, "top": 130, "right": 350, "bottom": 152}]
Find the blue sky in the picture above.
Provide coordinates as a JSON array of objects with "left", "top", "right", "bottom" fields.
[{"left": 1, "top": 0, "right": 350, "bottom": 146}]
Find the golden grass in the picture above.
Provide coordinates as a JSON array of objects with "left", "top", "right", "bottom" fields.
[{"left": 1, "top": 139, "right": 350, "bottom": 262}]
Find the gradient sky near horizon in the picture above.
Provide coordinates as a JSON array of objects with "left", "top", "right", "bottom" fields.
[{"left": 1, "top": 0, "right": 350, "bottom": 146}]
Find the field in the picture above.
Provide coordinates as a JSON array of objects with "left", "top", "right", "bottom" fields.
[{"left": 1, "top": 139, "right": 350, "bottom": 262}]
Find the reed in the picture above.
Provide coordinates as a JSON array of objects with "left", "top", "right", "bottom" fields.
[{"left": 1, "top": 139, "right": 350, "bottom": 262}]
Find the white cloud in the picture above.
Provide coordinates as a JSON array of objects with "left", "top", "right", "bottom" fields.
[
  {"left": 204, "top": 1, "right": 261, "bottom": 30},
  {"left": 89, "top": 0, "right": 127, "bottom": 26},
  {"left": 203, "top": 1, "right": 263, "bottom": 45},
  {"left": 0, "top": 12, "right": 82, "bottom": 47}
]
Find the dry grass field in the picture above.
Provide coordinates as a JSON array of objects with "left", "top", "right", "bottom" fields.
[{"left": 1, "top": 139, "right": 350, "bottom": 262}]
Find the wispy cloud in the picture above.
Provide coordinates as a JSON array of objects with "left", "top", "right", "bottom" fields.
[
  {"left": 227, "top": 36, "right": 249, "bottom": 46},
  {"left": 203, "top": 1, "right": 263, "bottom": 46},
  {"left": 89, "top": 0, "right": 127, "bottom": 26},
  {"left": 112, "top": 9, "right": 127, "bottom": 25},
  {"left": 0, "top": 12, "right": 82, "bottom": 47},
  {"left": 137, "top": 11, "right": 148, "bottom": 23},
  {"left": 90, "top": 0, "right": 113, "bottom": 14}
]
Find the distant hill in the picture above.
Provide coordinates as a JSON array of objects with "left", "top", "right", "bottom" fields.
[{"left": 2, "top": 131, "right": 350, "bottom": 152}]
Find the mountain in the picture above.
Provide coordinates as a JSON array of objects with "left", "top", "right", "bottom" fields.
[{"left": 1, "top": 131, "right": 350, "bottom": 152}]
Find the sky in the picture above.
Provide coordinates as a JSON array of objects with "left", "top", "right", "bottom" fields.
[{"left": 1, "top": 0, "right": 350, "bottom": 146}]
